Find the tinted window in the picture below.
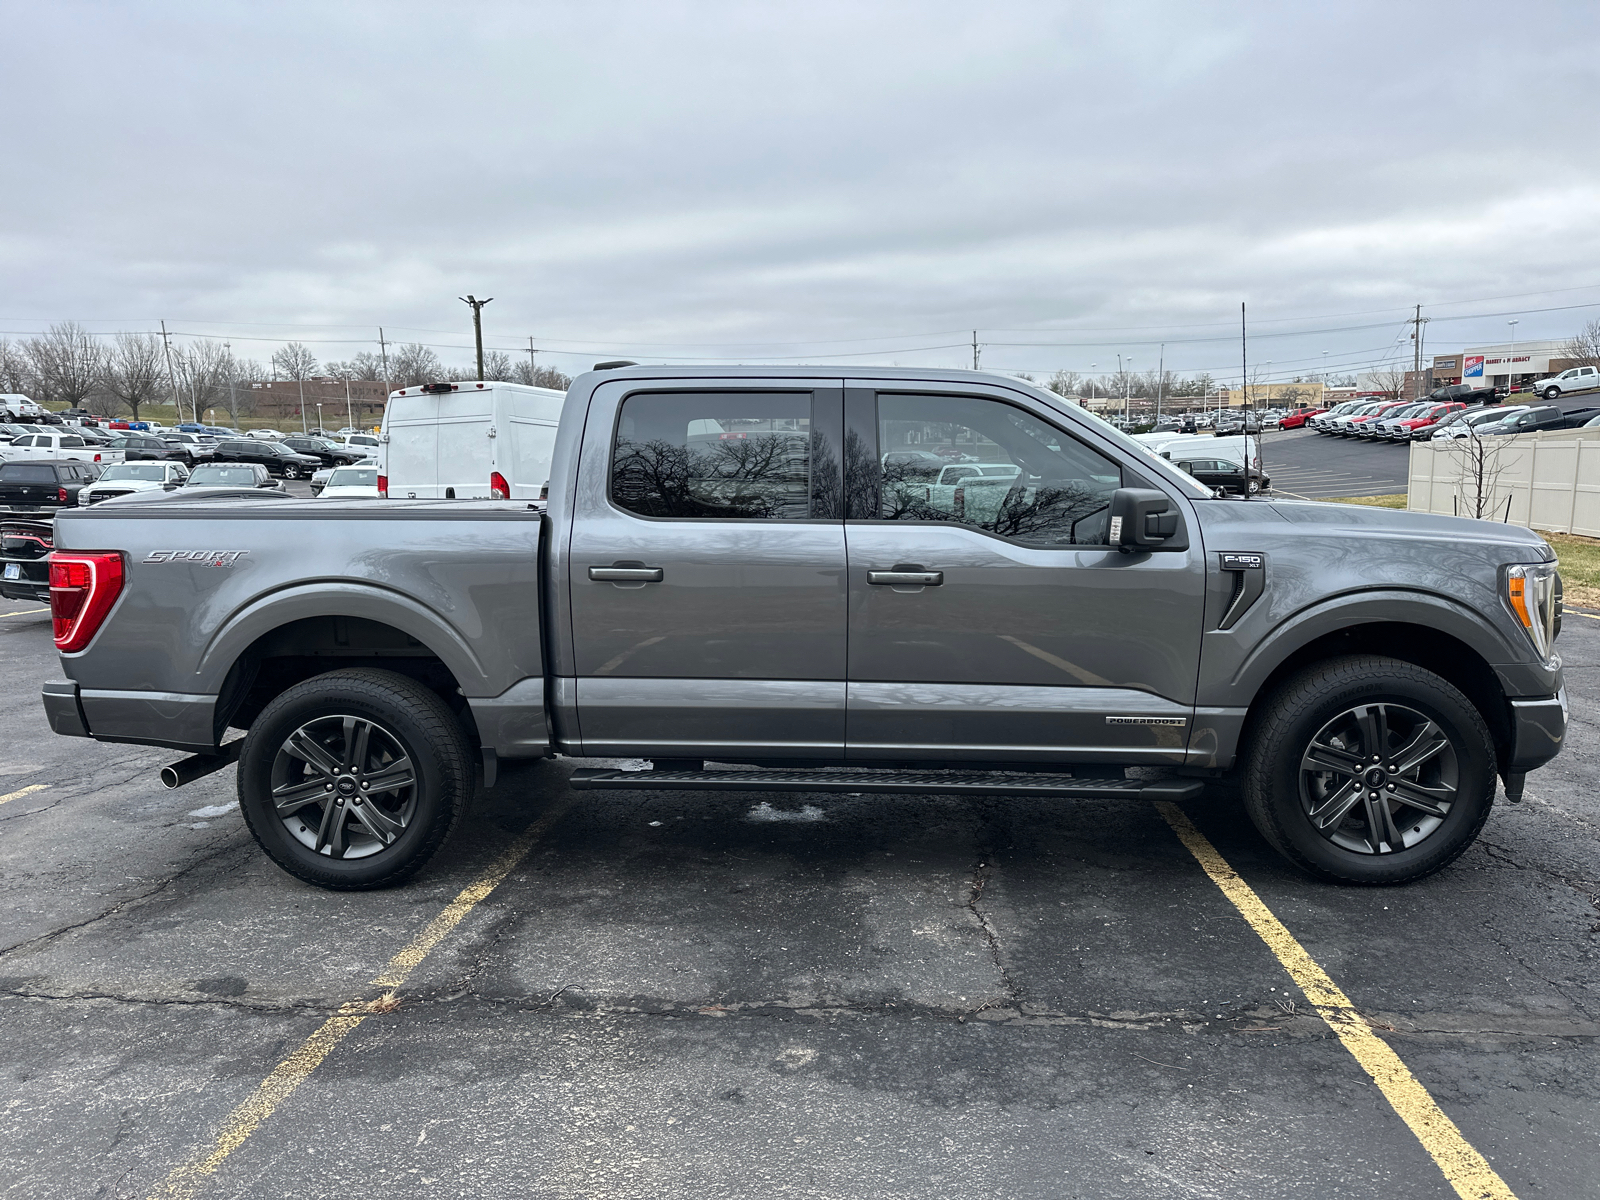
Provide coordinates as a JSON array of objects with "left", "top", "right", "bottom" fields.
[
  {"left": 611, "top": 392, "right": 815, "bottom": 520},
  {"left": 189, "top": 466, "right": 261, "bottom": 485},
  {"left": 59, "top": 435, "right": 85, "bottom": 448},
  {"left": 874, "top": 394, "right": 1121, "bottom": 547},
  {"left": 1, "top": 464, "right": 59, "bottom": 482}
]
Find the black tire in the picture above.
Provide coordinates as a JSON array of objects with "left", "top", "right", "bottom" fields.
[
  {"left": 1544, "top": 386, "right": 1561, "bottom": 400},
  {"left": 282, "top": 465, "right": 300, "bottom": 480},
  {"left": 1242, "top": 655, "right": 1496, "bottom": 885},
  {"left": 237, "top": 668, "right": 472, "bottom": 890}
]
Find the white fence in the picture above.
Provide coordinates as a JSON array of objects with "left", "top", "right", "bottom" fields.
[{"left": 1407, "top": 429, "right": 1600, "bottom": 536}]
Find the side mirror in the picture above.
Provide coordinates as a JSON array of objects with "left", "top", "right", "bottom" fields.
[{"left": 1108, "top": 488, "right": 1185, "bottom": 552}]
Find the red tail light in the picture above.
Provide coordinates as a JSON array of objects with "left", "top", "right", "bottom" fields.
[
  {"left": 49, "top": 551, "right": 125, "bottom": 652},
  {"left": 94, "top": 453, "right": 102, "bottom": 462},
  {"left": 490, "top": 471, "right": 509, "bottom": 499},
  {"left": 377, "top": 474, "right": 388, "bottom": 498},
  {"left": 57, "top": 487, "right": 68, "bottom": 502}
]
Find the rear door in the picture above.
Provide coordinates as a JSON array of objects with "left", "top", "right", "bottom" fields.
[
  {"left": 841, "top": 382, "right": 1206, "bottom": 766},
  {"left": 435, "top": 390, "right": 494, "bottom": 497},
  {"left": 382, "top": 396, "right": 439, "bottom": 498},
  {"left": 566, "top": 378, "right": 848, "bottom": 759}
]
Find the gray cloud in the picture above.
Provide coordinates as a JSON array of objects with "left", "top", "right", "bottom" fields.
[{"left": 3, "top": 0, "right": 1598, "bottom": 382}]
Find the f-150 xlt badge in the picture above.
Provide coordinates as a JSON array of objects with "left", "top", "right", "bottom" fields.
[{"left": 142, "top": 550, "right": 249, "bottom": 566}]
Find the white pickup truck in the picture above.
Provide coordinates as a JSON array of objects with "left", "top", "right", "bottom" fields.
[
  {"left": 2, "top": 431, "right": 125, "bottom": 467},
  {"left": 1529, "top": 365, "right": 1600, "bottom": 401}
]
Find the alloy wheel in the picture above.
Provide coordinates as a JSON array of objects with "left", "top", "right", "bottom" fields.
[
  {"left": 1298, "top": 702, "right": 1459, "bottom": 855},
  {"left": 271, "top": 714, "right": 418, "bottom": 858}
]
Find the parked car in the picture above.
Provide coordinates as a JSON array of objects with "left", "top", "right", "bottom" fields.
[
  {"left": 280, "top": 435, "right": 369, "bottom": 468},
  {"left": 1427, "top": 405, "right": 1532, "bottom": 440},
  {"left": 1277, "top": 408, "right": 1325, "bottom": 430},
  {"left": 1, "top": 431, "right": 124, "bottom": 467},
  {"left": 308, "top": 465, "right": 335, "bottom": 496},
  {"left": 1528, "top": 365, "right": 1600, "bottom": 401},
  {"left": 0, "top": 459, "right": 100, "bottom": 512},
  {"left": 247, "top": 428, "right": 286, "bottom": 440},
  {"left": 379, "top": 382, "right": 563, "bottom": 500},
  {"left": 1422, "top": 382, "right": 1500, "bottom": 406},
  {"left": 0, "top": 394, "right": 48, "bottom": 423},
  {"left": 106, "top": 434, "right": 185, "bottom": 463},
  {"left": 210, "top": 439, "right": 323, "bottom": 480},
  {"left": 40, "top": 366, "right": 1568, "bottom": 894},
  {"left": 1376, "top": 402, "right": 1467, "bottom": 441},
  {"left": 158, "top": 433, "right": 218, "bottom": 465},
  {"left": 880, "top": 450, "right": 948, "bottom": 479},
  {"left": 77, "top": 460, "right": 191, "bottom": 505},
  {"left": 1171, "top": 455, "right": 1270, "bottom": 495},
  {"left": 0, "top": 516, "right": 52, "bottom": 602},
  {"left": 317, "top": 465, "right": 381, "bottom": 498},
  {"left": 183, "top": 462, "right": 287, "bottom": 491},
  {"left": 1307, "top": 400, "right": 1369, "bottom": 431},
  {"left": 1474, "top": 405, "right": 1600, "bottom": 437}
]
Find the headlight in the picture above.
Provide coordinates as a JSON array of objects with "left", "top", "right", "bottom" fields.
[{"left": 1507, "top": 562, "right": 1561, "bottom": 662}]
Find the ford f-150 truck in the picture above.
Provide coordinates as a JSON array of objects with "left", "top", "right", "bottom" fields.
[{"left": 38, "top": 367, "right": 1567, "bottom": 891}]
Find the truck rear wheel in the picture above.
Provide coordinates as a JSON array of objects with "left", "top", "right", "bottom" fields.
[
  {"left": 1242, "top": 655, "right": 1496, "bottom": 884},
  {"left": 237, "top": 668, "right": 472, "bottom": 890}
]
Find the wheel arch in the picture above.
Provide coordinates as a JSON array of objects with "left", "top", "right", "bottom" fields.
[
  {"left": 1234, "top": 606, "right": 1518, "bottom": 774},
  {"left": 199, "top": 584, "right": 489, "bottom": 743}
]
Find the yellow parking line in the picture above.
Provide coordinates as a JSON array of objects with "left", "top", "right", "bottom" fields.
[
  {"left": 148, "top": 800, "right": 571, "bottom": 1200},
  {"left": 0, "top": 608, "right": 49, "bottom": 618},
  {"left": 1569, "top": 610, "right": 1600, "bottom": 620},
  {"left": 1158, "top": 803, "right": 1516, "bottom": 1200},
  {"left": 0, "top": 784, "right": 49, "bottom": 805}
]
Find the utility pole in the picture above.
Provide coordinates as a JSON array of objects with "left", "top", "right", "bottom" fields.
[
  {"left": 345, "top": 377, "right": 353, "bottom": 433},
  {"left": 1407, "top": 304, "right": 1431, "bottom": 401},
  {"left": 1506, "top": 319, "right": 1520, "bottom": 395},
  {"left": 1240, "top": 302, "right": 1248, "bottom": 420},
  {"left": 377, "top": 327, "right": 391, "bottom": 392},
  {"left": 460, "top": 295, "right": 493, "bottom": 380},
  {"left": 527, "top": 335, "right": 538, "bottom": 384},
  {"left": 159, "top": 320, "right": 181, "bottom": 423},
  {"left": 971, "top": 330, "right": 980, "bottom": 371},
  {"left": 1156, "top": 343, "right": 1165, "bottom": 423}
]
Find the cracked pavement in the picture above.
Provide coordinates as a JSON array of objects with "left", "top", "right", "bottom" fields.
[{"left": 1, "top": 595, "right": 1598, "bottom": 1198}]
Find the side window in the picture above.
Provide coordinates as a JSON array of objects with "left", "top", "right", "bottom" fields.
[
  {"left": 874, "top": 394, "right": 1121, "bottom": 547},
  {"left": 611, "top": 392, "right": 816, "bottom": 520}
]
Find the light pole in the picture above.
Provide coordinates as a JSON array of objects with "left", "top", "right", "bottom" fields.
[
  {"left": 1507, "top": 319, "right": 1520, "bottom": 394},
  {"left": 1089, "top": 364, "right": 1096, "bottom": 408},
  {"left": 316, "top": 402, "right": 323, "bottom": 434},
  {"left": 1322, "top": 350, "right": 1329, "bottom": 403}
]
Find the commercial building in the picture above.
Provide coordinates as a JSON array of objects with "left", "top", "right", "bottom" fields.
[{"left": 247, "top": 376, "right": 389, "bottom": 425}]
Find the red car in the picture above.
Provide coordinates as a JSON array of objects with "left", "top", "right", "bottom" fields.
[
  {"left": 1379, "top": 401, "right": 1466, "bottom": 442},
  {"left": 1278, "top": 407, "right": 1325, "bottom": 429}
]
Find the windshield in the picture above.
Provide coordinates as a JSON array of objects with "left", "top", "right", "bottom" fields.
[
  {"left": 327, "top": 468, "right": 378, "bottom": 486},
  {"left": 100, "top": 464, "right": 167, "bottom": 481},
  {"left": 189, "top": 467, "right": 258, "bottom": 485}
]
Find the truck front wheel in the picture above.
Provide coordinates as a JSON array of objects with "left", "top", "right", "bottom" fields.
[
  {"left": 237, "top": 668, "right": 472, "bottom": 890},
  {"left": 1242, "top": 655, "right": 1497, "bottom": 884},
  {"left": 1544, "top": 386, "right": 1561, "bottom": 400}
]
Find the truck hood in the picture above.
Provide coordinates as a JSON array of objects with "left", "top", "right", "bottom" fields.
[{"left": 1263, "top": 498, "right": 1553, "bottom": 562}]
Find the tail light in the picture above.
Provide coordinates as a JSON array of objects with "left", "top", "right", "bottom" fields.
[
  {"left": 94, "top": 453, "right": 102, "bottom": 462},
  {"left": 377, "top": 474, "right": 388, "bottom": 498},
  {"left": 490, "top": 471, "right": 509, "bottom": 499},
  {"left": 58, "top": 487, "right": 68, "bottom": 502},
  {"left": 49, "top": 551, "right": 125, "bottom": 652}
]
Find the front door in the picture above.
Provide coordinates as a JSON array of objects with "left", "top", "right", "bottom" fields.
[
  {"left": 567, "top": 381, "right": 849, "bottom": 759},
  {"left": 842, "top": 385, "right": 1206, "bottom": 766}
]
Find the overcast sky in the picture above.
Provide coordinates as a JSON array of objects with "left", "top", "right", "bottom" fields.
[{"left": 3, "top": 0, "right": 1598, "bottom": 384}]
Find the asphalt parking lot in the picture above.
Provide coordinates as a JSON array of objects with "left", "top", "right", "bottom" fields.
[
  {"left": 3, "top": 594, "right": 1600, "bottom": 1199},
  {"left": 1261, "top": 429, "right": 1411, "bottom": 500}
]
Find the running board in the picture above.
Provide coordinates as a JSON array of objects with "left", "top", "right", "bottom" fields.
[{"left": 568, "top": 767, "right": 1204, "bottom": 801}]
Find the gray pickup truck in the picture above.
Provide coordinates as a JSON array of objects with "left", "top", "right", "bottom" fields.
[{"left": 39, "top": 367, "right": 1567, "bottom": 890}]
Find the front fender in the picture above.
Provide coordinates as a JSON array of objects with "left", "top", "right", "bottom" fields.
[
  {"left": 1201, "top": 587, "right": 1528, "bottom": 710},
  {"left": 194, "top": 581, "right": 491, "bottom": 697}
]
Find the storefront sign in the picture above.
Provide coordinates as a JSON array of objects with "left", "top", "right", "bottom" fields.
[{"left": 1464, "top": 356, "right": 1484, "bottom": 378}]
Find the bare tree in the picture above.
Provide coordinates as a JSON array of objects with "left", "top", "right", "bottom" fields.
[
  {"left": 324, "top": 351, "right": 388, "bottom": 381},
  {"left": 1563, "top": 319, "right": 1600, "bottom": 369},
  {"left": 1369, "top": 365, "right": 1407, "bottom": 399},
  {"left": 175, "top": 341, "right": 245, "bottom": 424},
  {"left": 270, "top": 341, "right": 319, "bottom": 382},
  {"left": 99, "top": 332, "right": 168, "bottom": 421},
  {"left": 481, "top": 350, "right": 514, "bottom": 381},
  {"left": 510, "top": 359, "right": 572, "bottom": 390},
  {"left": 1046, "top": 369, "right": 1081, "bottom": 399},
  {"left": 0, "top": 339, "right": 33, "bottom": 395},
  {"left": 390, "top": 343, "right": 442, "bottom": 387},
  {"left": 25, "top": 322, "right": 103, "bottom": 408},
  {"left": 1447, "top": 425, "right": 1511, "bottom": 520}
]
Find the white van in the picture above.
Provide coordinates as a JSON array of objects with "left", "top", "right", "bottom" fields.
[
  {"left": 378, "top": 381, "right": 567, "bottom": 500},
  {"left": 1132, "top": 430, "right": 1260, "bottom": 474}
]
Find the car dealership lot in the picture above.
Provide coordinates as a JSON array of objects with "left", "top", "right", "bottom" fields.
[
  {"left": 2, "top": 595, "right": 1599, "bottom": 1198},
  {"left": 1261, "top": 429, "right": 1412, "bottom": 499}
]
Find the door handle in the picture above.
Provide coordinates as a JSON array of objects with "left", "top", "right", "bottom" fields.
[
  {"left": 867, "top": 570, "right": 943, "bottom": 586},
  {"left": 589, "top": 565, "right": 664, "bottom": 582}
]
